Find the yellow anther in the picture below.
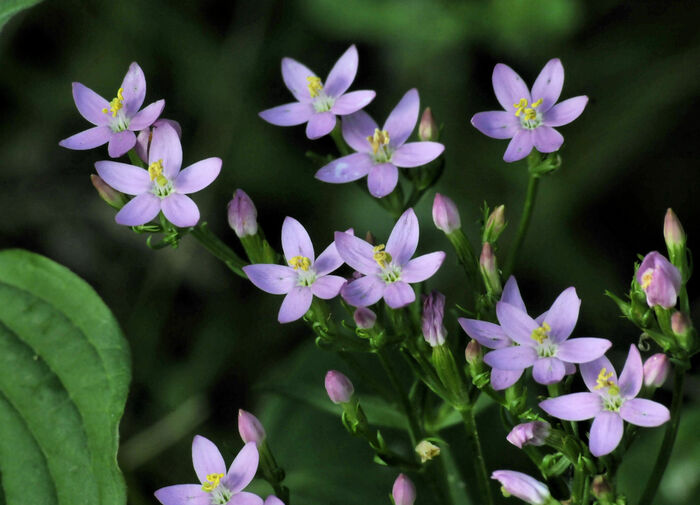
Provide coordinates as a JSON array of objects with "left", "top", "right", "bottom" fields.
[
  {"left": 102, "top": 87, "right": 125, "bottom": 117},
  {"left": 530, "top": 322, "right": 551, "bottom": 344},
  {"left": 594, "top": 367, "right": 619, "bottom": 394},
  {"left": 367, "top": 128, "right": 390, "bottom": 154},
  {"left": 148, "top": 159, "right": 168, "bottom": 186},
  {"left": 641, "top": 270, "right": 654, "bottom": 290},
  {"left": 513, "top": 97, "right": 542, "bottom": 120},
  {"left": 513, "top": 98, "right": 528, "bottom": 117},
  {"left": 306, "top": 76, "right": 323, "bottom": 98},
  {"left": 201, "top": 472, "right": 224, "bottom": 493},
  {"left": 373, "top": 244, "right": 392, "bottom": 268},
  {"left": 289, "top": 256, "right": 311, "bottom": 271}
]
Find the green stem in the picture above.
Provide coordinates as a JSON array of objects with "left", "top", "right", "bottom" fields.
[
  {"left": 638, "top": 365, "right": 686, "bottom": 505},
  {"left": 504, "top": 173, "right": 540, "bottom": 278},
  {"left": 329, "top": 124, "right": 351, "bottom": 156},
  {"left": 376, "top": 348, "right": 420, "bottom": 447},
  {"left": 127, "top": 148, "right": 145, "bottom": 168},
  {"left": 189, "top": 223, "right": 247, "bottom": 278},
  {"left": 460, "top": 408, "right": 494, "bottom": 505}
]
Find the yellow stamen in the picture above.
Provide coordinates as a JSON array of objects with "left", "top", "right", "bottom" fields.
[
  {"left": 641, "top": 270, "right": 654, "bottom": 290},
  {"left": 102, "top": 87, "right": 125, "bottom": 117},
  {"left": 307, "top": 76, "right": 323, "bottom": 98},
  {"left": 201, "top": 472, "right": 224, "bottom": 493},
  {"left": 513, "top": 98, "right": 528, "bottom": 117},
  {"left": 594, "top": 367, "right": 620, "bottom": 395},
  {"left": 148, "top": 159, "right": 168, "bottom": 186},
  {"left": 289, "top": 255, "right": 311, "bottom": 271},
  {"left": 367, "top": 128, "right": 390, "bottom": 154},
  {"left": 373, "top": 244, "right": 392, "bottom": 268},
  {"left": 530, "top": 322, "right": 551, "bottom": 344},
  {"left": 513, "top": 97, "right": 542, "bottom": 120}
]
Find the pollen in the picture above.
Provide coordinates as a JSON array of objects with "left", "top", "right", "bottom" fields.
[
  {"left": 513, "top": 98, "right": 542, "bottom": 120},
  {"left": 641, "top": 269, "right": 654, "bottom": 290},
  {"left": 373, "top": 244, "right": 392, "bottom": 268},
  {"left": 102, "top": 87, "right": 125, "bottom": 117},
  {"left": 289, "top": 255, "right": 311, "bottom": 271},
  {"left": 594, "top": 367, "right": 620, "bottom": 395},
  {"left": 201, "top": 472, "right": 224, "bottom": 493},
  {"left": 148, "top": 159, "right": 168, "bottom": 186},
  {"left": 530, "top": 322, "right": 551, "bottom": 344},
  {"left": 307, "top": 76, "right": 323, "bottom": 98},
  {"left": 367, "top": 128, "right": 390, "bottom": 155}
]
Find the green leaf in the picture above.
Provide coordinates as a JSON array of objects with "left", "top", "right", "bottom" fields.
[
  {"left": 0, "top": 0, "right": 43, "bottom": 32},
  {"left": 0, "top": 249, "right": 131, "bottom": 505}
]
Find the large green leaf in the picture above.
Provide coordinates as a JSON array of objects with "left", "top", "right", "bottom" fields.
[
  {"left": 0, "top": 249, "right": 130, "bottom": 505},
  {"left": 0, "top": 0, "right": 43, "bottom": 32}
]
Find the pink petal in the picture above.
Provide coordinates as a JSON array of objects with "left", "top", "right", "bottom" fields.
[
  {"left": 491, "top": 369, "right": 523, "bottom": 390},
  {"left": 278, "top": 286, "right": 313, "bottom": 323},
  {"left": 556, "top": 338, "right": 612, "bottom": 363},
  {"left": 383, "top": 88, "right": 419, "bottom": 148},
  {"left": 281, "top": 57, "right": 317, "bottom": 102},
  {"left": 242, "top": 264, "right": 296, "bottom": 295},
  {"left": 334, "top": 232, "right": 378, "bottom": 276},
  {"left": 589, "top": 412, "right": 623, "bottom": 457},
  {"left": 95, "top": 160, "right": 151, "bottom": 195},
  {"left": 471, "top": 111, "right": 519, "bottom": 139},
  {"left": 341, "top": 275, "right": 385, "bottom": 307},
  {"left": 313, "top": 237, "right": 347, "bottom": 276},
  {"left": 311, "top": 275, "right": 346, "bottom": 299},
  {"left": 115, "top": 193, "right": 161, "bottom": 226},
  {"left": 225, "top": 441, "right": 259, "bottom": 493},
  {"left": 542, "top": 287, "right": 580, "bottom": 343},
  {"left": 59, "top": 125, "right": 112, "bottom": 150},
  {"left": 331, "top": 90, "right": 375, "bottom": 115},
  {"left": 619, "top": 398, "right": 670, "bottom": 427},
  {"left": 108, "top": 130, "right": 136, "bottom": 158},
  {"left": 401, "top": 252, "right": 445, "bottom": 283},
  {"left": 315, "top": 153, "right": 373, "bottom": 184},
  {"left": 174, "top": 158, "right": 222, "bottom": 194},
  {"left": 543, "top": 96, "right": 588, "bottom": 127},
  {"left": 129, "top": 99, "right": 165, "bottom": 131},
  {"left": 539, "top": 392, "right": 602, "bottom": 421},
  {"left": 580, "top": 356, "right": 616, "bottom": 393},
  {"left": 484, "top": 346, "right": 537, "bottom": 370},
  {"left": 230, "top": 492, "right": 264, "bottom": 505},
  {"left": 324, "top": 45, "right": 358, "bottom": 98},
  {"left": 155, "top": 484, "right": 209, "bottom": 505},
  {"left": 384, "top": 281, "right": 415, "bottom": 308},
  {"left": 367, "top": 163, "right": 398, "bottom": 198},
  {"left": 391, "top": 142, "right": 444, "bottom": 168},
  {"left": 503, "top": 130, "right": 534, "bottom": 162},
  {"left": 120, "top": 62, "right": 147, "bottom": 116},
  {"left": 458, "top": 318, "right": 510, "bottom": 349},
  {"left": 259, "top": 102, "right": 314, "bottom": 126},
  {"left": 192, "top": 435, "right": 226, "bottom": 483},
  {"left": 306, "top": 111, "right": 336, "bottom": 139},
  {"left": 149, "top": 122, "right": 182, "bottom": 178},
  {"left": 532, "top": 126, "right": 564, "bottom": 153},
  {"left": 71, "top": 82, "right": 109, "bottom": 126},
  {"left": 264, "top": 496, "right": 285, "bottom": 505},
  {"left": 532, "top": 357, "right": 566, "bottom": 385},
  {"left": 530, "top": 58, "right": 564, "bottom": 112},
  {"left": 386, "top": 208, "right": 419, "bottom": 266},
  {"left": 492, "top": 63, "right": 531, "bottom": 111},
  {"left": 341, "top": 110, "right": 377, "bottom": 153},
  {"left": 282, "top": 216, "right": 315, "bottom": 263},
  {"left": 162, "top": 194, "right": 200, "bottom": 228},
  {"left": 495, "top": 301, "right": 538, "bottom": 346},
  {"left": 501, "top": 276, "right": 527, "bottom": 313},
  {"left": 618, "top": 345, "right": 643, "bottom": 399}
]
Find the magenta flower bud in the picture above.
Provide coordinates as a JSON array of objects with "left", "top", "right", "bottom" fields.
[
  {"left": 422, "top": 291, "right": 446, "bottom": 347},
  {"left": 325, "top": 370, "right": 354, "bottom": 404},
  {"left": 228, "top": 189, "right": 258, "bottom": 238},
  {"left": 664, "top": 208, "right": 686, "bottom": 249},
  {"left": 354, "top": 307, "right": 377, "bottom": 329},
  {"left": 238, "top": 409, "right": 266, "bottom": 445},
  {"left": 392, "top": 474, "right": 416, "bottom": 505},
  {"left": 465, "top": 339, "right": 482, "bottom": 365},
  {"left": 636, "top": 251, "right": 681, "bottom": 308},
  {"left": 491, "top": 470, "right": 551, "bottom": 505},
  {"left": 432, "top": 193, "right": 461, "bottom": 233},
  {"left": 643, "top": 353, "right": 670, "bottom": 388},
  {"left": 506, "top": 421, "right": 550, "bottom": 449},
  {"left": 483, "top": 205, "right": 506, "bottom": 243},
  {"left": 671, "top": 311, "right": 690, "bottom": 336},
  {"left": 418, "top": 107, "right": 438, "bottom": 142},
  {"left": 480, "top": 243, "right": 502, "bottom": 294},
  {"left": 90, "top": 174, "right": 127, "bottom": 209}
]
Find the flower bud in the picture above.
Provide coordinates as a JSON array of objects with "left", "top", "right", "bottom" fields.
[
  {"left": 465, "top": 339, "right": 482, "bottom": 365},
  {"left": 480, "top": 243, "right": 502, "bottom": 295},
  {"left": 228, "top": 189, "right": 258, "bottom": 238},
  {"left": 664, "top": 208, "right": 686, "bottom": 250},
  {"left": 418, "top": 107, "right": 438, "bottom": 141},
  {"left": 506, "top": 421, "right": 550, "bottom": 449},
  {"left": 392, "top": 474, "right": 416, "bottom": 505},
  {"left": 636, "top": 251, "right": 681, "bottom": 308},
  {"left": 353, "top": 307, "right": 376, "bottom": 329},
  {"left": 324, "top": 370, "right": 354, "bottom": 404},
  {"left": 432, "top": 193, "right": 461, "bottom": 233},
  {"left": 238, "top": 409, "right": 266, "bottom": 445},
  {"left": 642, "top": 353, "right": 670, "bottom": 388},
  {"left": 364, "top": 231, "right": 376, "bottom": 245},
  {"left": 491, "top": 470, "right": 551, "bottom": 505},
  {"left": 483, "top": 205, "right": 506, "bottom": 243},
  {"left": 415, "top": 440, "right": 440, "bottom": 463},
  {"left": 671, "top": 311, "right": 690, "bottom": 336},
  {"left": 422, "top": 291, "right": 446, "bottom": 347},
  {"left": 135, "top": 119, "right": 182, "bottom": 163},
  {"left": 90, "top": 174, "right": 128, "bottom": 209},
  {"left": 591, "top": 475, "right": 613, "bottom": 501}
]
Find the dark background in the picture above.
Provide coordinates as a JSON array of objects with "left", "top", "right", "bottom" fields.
[{"left": 1, "top": 0, "right": 699, "bottom": 504}]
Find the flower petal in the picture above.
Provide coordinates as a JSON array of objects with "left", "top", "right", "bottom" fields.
[
  {"left": 532, "top": 126, "right": 563, "bottom": 153},
  {"left": 334, "top": 232, "right": 378, "bottom": 276},
  {"left": 59, "top": 125, "right": 113, "bottom": 151},
  {"left": 282, "top": 57, "right": 317, "bottom": 102},
  {"left": 503, "top": 130, "right": 533, "bottom": 162},
  {"left": 458, "top": 318, "right": 510, "bottom": 349},
  {"left": 278, "top": 286, "right": 313, "bottom": 323},
  {"left": 383, "top": 88, "right": 419, "bottom": 148},
  {"left": 341, "top": 276, "right": 384, "bottom": 307},
  {"left": 544, "top": 96, "right": 588, "bottom": 127},
  {"left": 386, "top": 208, "right": 419, "bottom": 266},
  {"left": 311, "top": 275, "right": 346, "bottom": 299},
  {"left": 230, "top": 492, "right": 264, "bottom": 505},
  {"left": 259, "top": 102, "right": 314, "bottom": 126},
  {"left": 539, "top": 392, "right": 602, "bottom": 421},
  {"left": 192, "top": 435, "right": 226, "bottom": 483},
  {"left": 531, "top": 58, "right": 564, "bottom": 112},
  {"left": 115, "top": 193, "right": 161, "bottom": 226},
  {"left": 315, "top": 153, "right": 373, "bottom": 184},
  {"left": 367, "top": 163, "right": 398, "bottom": 198},
  {"left": 564, "top": 361, "right": 576, "bottom": 375},
  {"left": 341, "top": 110, "right": 377, "bottom": 152},
  {"left": 471, "top": 111, "right": 519, "bottom": 139},
  {"left": 580, "top": 356, "right": 616, "bottom": 393},
  {"left": 543, "top": 287, "right": 580, "bottom": 343},
  {"left": 162, "top": 194, "right": 200, "bottom": 228},
  {"left": 619, "top": 398, "right": 670, "bottom": 427},
  {"left": 324, "top": 45, "right": 358, "bottom": 98},
  {"left": 484, "top": 346, "right": 537, "bottom": 370},
  {"left": 282, "top": 216, "right": 315, "bottom": 263},
  {"left": 589, "top": 412, "right": 624, "bottom": 457},
  {"left": 490, "top": 368, "right": 523, "bottom": 390},
  {"left": 108, "top": 130, "right": 137, "bottom": 158},
  {"left": 225, "top": 442, "right": 259, "bottom": 492},
  {"left": 95, "top": 160, "right": 151, "bottom": 195},
  {"left": 71, "top": 82, "right": 110, "bottom": 126},
  {"left": 331, "top": 90, "right": 375, "bottom": 115},
  {"left": 556, "top": 338, "right": 612, "bottom": 364},
  {"left": 264, "top": 496, "right": 285, "bottom": 505},
  {"left": 150, "top": 122, "right": 183, "bottom": 178},
  {"left": 306, "top": 111, "right": 336, "bottom": 139},
  {"left": 313, "top": 235, "right": 348, "bottom": 276},
  {"left": 120, "top": 62, "right": 147, "bottom": 115},
  {"left": 174, "top": 158, "right": 222, "bottom": 194},
  {"left": 401, "top": 252, "right": 445, "bottom": 283},
  {"left": 532, "top": 357, "right": 566, "bottom": 385},
  {"left": 129, "top": 99, "right": 165, "bottom": 131},
  {"left": 496, "top": 301, "right": 538, "bottom": 346},
  {"left": 501, "top": 276, "right": 527, "bottom": 313},
  {"left": 492, "top": 63, "right": 531, "bottom": 111},
  {"left": 391, "top": 142, "right": 444, "bottom": 168},
  {"left": 618, "top": 344, "right": 643, "bottom": 399},
  {"left": 384, "top": 281, "right": 415, "bottom": 309},
  {"left": 243, "top": 264, "right": 296, "bottom": 295},
  {"left": 154, "top": 484, "right": 209, "bottom": 505}
]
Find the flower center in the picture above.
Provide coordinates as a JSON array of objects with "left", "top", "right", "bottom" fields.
[
  {"left": 594, "top": 367, "right": 623, "bottom": 411},
  {"left": 513, "top": 97, "right": 543, "bottom": 129},
  {"left": 289, "top": 256, "right": 317, "bottom": 286},
  {"left": 373, "top": 244, "right": 392, "bottom": 268},
  {"left": 307, "top": 76, "right": 323, "bottom": 98},
  {"left": 367, "top": 128, "right": 392, "bottom": 163},
  {"left": 148, "top": 159, "right": 173, "bottom": 198},
  {"left": 103, "top": 87, "right": 125, "bottom": 117},
  {"left": 202, "top": 473, "right": 224, "bottom": 492},
  {"left": 289, "top": 256, "right": 311, "bottom": 271},
  {"left": 102, "top": 87, "right": 130, "bottom": 132},
  {"left": 201, "top": 473, "right": 233, "bottom": 505},
  {"left": 531, "top": 322, "right": 558, "bottom": 357},
  {"left": 530, "top": 322, "right": 551, "bottom": 344},
  {"left": 307, "top": 75, "right": 335, "bottom": 112},
  {"left": 373, "top": 244, "right": 401, "bottom": 283},
  {"left": 640, "top": 269, "right": 654, "bottom": 290}
]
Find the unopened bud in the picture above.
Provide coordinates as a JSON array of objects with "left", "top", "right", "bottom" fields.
[
  {"left": 483, "top": 205, "right": 506, "bottom": 243},
  {"left": 418, "top": 107, "right": 438, "bottom": 141},
  {"left": 422, "top": 291, "right": 446, "bottom": 347},
  {"left": 506, "top": 421, "right": 550, "bottom": 449},
  {"left": 480, "top": 243, "right": 502, "bottom": 295},
  {"left": 392, "top": 474, "right": 416, "bottom": 505},
  {"left": 591, "top": 475, "right": 613, "bottom": 500},
  {"left": 353, "top": 307, "right": 376, "bottom": 329},
  {"left": 324, "top": 370, "right": 354, "bottom": 404},
  {"left": 228, "top": 189, "right": 258, "bottom": 238},
  {"left": 432, "top": 193, "right": 461, "bottom": 233},
  {"left": 135, "top": 119, "right": 182, "bottom": 163},
  {"left": 238, "top": 409, "right": 266, "bottom": 445},
  {"left": 465, "top": 339, "right": 482, "bottom": 365},
  {"left": 90, "top": 174, "right": 128, "bottom": 209},
  {"left": 642, "top": 353, "right": 670, "bottom": 388},
  {"left": 415, "top": 440, "right": 440, "bottom": 463},
  {"left": 364, "top": 231, "right": 376, "bottom": 245},
  {"left": 671, "top": 311, "right": 690, "bottom": 336},
  {"left": 664, "top": 208, "right": 686, "bottom": 250}
]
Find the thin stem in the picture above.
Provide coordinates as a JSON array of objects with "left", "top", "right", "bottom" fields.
[
  {"left": 638, "top": 365, "right": 686, "bottom": 505},
  {"left": 460, "top": 408, "right": 494, "bottom": 505},
  {"left": 189, "top": 223, "right": 247, "bottom": 278},
  {"left": 376, "top": 348, "right": 420, "bottom": 447},
  {"left": 329, "top": 124, "right": 351, "bottom": 156},
  {"left": 504, "top": 173, "right": 540, "bottom": 277}
]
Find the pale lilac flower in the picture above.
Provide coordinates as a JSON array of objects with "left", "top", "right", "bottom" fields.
[
  {"left": 392, "top": 474, "right": 416, "bottom": 505},
  {"left": 135, "top": 118, "right": 182, "bottom": 163},
  {"left": 259, "top": 45, "right": 375, "bottom": 139},
  {"left": 354, "top": 307, "right": 377, "bottom": 329},
  {"left": 432, "top": 193, "right": 461, "bottom": 233},
  {"left": 265, "top": 497, "right": 285, "bottom": 505},
  {"left": 637, "top": 251, "right": 681, "bottom": 308},
  {"left": 243, "top": 218, "right": 347, "bottom": 323},
  {"left": 642, "top": 353, "right": 670, "bottom": 388},
  {"left": 60, "top": 62, "right": 165, "bottom": 158},
  {"left": 154, "top": 436, "right": 261, "bottom": 505},
  {"left": 471, "top": 59, "right": 588, "bottom": 162},
  {"left": 336, "top": 208, "right": 445, "bottom": 309},
  {"left": 491, "top": 470, "right": 551, "bottom": 505},
  {"left": 228, "top": 190, "right": 258, "bottom": 238},
  {"left": 539, "top": 345, "right": 670, "bottom": 457},
  {"left": 422, "top": 291, "right": 446, "bottom": 347},
  {"left": 316, "top": 89, "right": 445, "bottom": 197},
  {"left": 95, "top": 123, "right": 221, "bottom": 228},
  {"left": 506, "top": 421, "right": 550, "bottom": 449},
  {"left": 238, "top": 409, "right": 266, "bottom": 445},
  {"left": 325, "top": 370, "right": 354, "bottom": 404}
]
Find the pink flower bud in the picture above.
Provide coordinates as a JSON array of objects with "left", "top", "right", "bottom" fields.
[
  {"left": 324, "top": 370, "right": 354, "bottom": 404},
  {"left": 228, "top": 189, "right": 258, "bottom": 238},
  {"left": 353, "top": 307, "right": 376, "bottom": 329},
  {"left": 480, "top": 243, "right": 501, "bottom": 294},
  {"left": 432, "top": 193, "right": 461, "bottom": 233},
  {"left": 422, "top": 291, "right": 446, "bottom": 347},
  {"left": 671, "top": 311, "right": 691, "bottom": 336},
  {"left": 483, "top": 205, "right": 506, "bottom": 243},
  {"left": 491, "top": 470, "right": 551, "bottom": 505},
  {"left": 636, "top": 251, "right": 681, "bottom": 308},
  {"left": 238, "top": 409, "right": 266, "bottom": 444},
  {"left": 642, "top": 353, "right": 670, "bottom": 388},
  {"left": 392, "top": 474, "right": 416, "bottom": 505},
  {"left": 664, "top": 208, "right": 686, "bottom": 249},
  {"left": 90, "top": 175, "right": 127, "bottom": 209},
  {"left": 506, "top": 421, "right": 550, "bottom": 448},
  {"left": 418, "top": 107, "right": 438, "bottom": 141},
  {"left": 465, "top": 339, "right": 482, "bottom": 365}
]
